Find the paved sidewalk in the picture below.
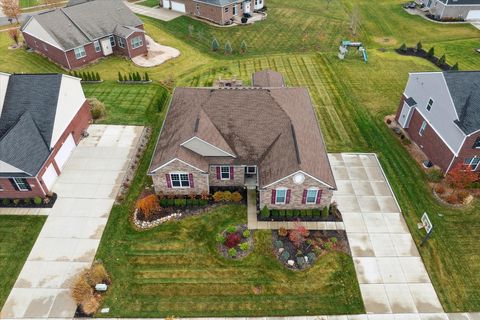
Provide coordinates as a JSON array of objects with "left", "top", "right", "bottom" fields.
[
  {"left": 330, "top": 153, "right": 443, "bottom": 315},
  {"left": 124, "top": 1, "right": 184, "bottom": 21},
  {"left": 0, "top": 207, "right": 50, "bottom": 215},
  {"left": 0, "top": 125, "right": 143, "bottom": 319}
]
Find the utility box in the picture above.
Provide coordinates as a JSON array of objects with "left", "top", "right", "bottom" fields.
[{"left": 95, "top": 283, "right": 108, "bottom": 292}]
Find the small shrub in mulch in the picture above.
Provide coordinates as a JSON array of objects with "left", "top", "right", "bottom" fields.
[
  {"left": 217, "top": 224, "right": 254, "bottom": 259},
  {"left": 395, "top": 45, "right": 454, "bottom": 71},
  {"left": 258, "top": 202, "right": 342, "bottom": 222},
  {"left": 0, "top": 193, "right": 57, "bottom": 208},
  {"left": 272, "top": 225, "right": 351, "bottom": 270}
]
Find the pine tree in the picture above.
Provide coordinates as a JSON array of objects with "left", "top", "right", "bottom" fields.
[
  {"left": 224, "top": 41, "right": 232, "bottom": 55},
  {"left": 129, "top": 73, "right": 133, "bottom": 81},
  {"left": 95, "top": 72, "right": 101, "bottom": 81},
  {"left": 118, "top": 72, "right": 123, "bottom": 82},
  {"left": 416, "top": 41, "right": 422, "bottom": 52},
  {"left": 136, "top": 72, "right": 141, "bottom": 82},
  {"left": 144, "top": 72, "right": 149, "bottom": 82},
  {"left": 212, "top": 37, "right": 219, "bottom": 51},
  {"left": 82, "top": 72, "right": 87, "bottom": 81},
  {"left": 73, "top": 71, "right": 78, "bottom": 78},
  {"left": 451, "top": 62, "right": 459, "bottom": 71},
  {"left": 427, "top": 47, "right": 435, "bottom": 58},
  {"left": 240, "top": 40, "right": 247, "bottom": 54},
  {"left": 399, "top": 43, "right": 407, "bottom": 52},
  {"left": 438, "top": 54, "right": 446, "bottom": 66}
]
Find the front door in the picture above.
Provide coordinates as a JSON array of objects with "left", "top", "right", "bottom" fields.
[
  {"left": 398, "top": 102, "right": 413, "bottom": 128},
  {"left": 244, "top": 1, "right": 250, "bottom": 13},
  {"left": 100, "top": 38, "right": 113, "bottom": 56}
]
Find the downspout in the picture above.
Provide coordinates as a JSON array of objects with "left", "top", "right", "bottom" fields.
[
  {"left": 64, "top": 50, "right": 72, "bottom": 70},
  {"left": 125, "top": 36, "right": 131, "bottom": 58},
  {"left": 445, "top": 153, "right": 457, "bottom": 173}
]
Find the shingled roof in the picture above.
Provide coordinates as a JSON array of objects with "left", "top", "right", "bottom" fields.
[
  {"left": 149, "top": 71, "right": 336, "bottom": 189},
  {"left": 0, "top": 74, "right": 63, "bottom": 176},
  {"left": 443, "top": 71, "right": 480, "bottom": 135},
  {"left": 252, "top": 70, "right": 286, "bottom": 87},
  {"left": 21, "top": 0, "right": 143, "bottom": 51}
]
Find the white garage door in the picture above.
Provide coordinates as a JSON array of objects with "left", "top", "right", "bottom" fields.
[
  {"left": 42, "top": 163, "right": 58, "bottom": 191},
  {"left": 466, "top": 10, "right": 480, "bottom": 20},
  {"left": 162, "top": 0, "right": 170, "bottom": 8},
  {"left": 171, "top": 1, "right": 186, "bottom": 12},
  {"left": 54, "top": 133, "right": 76, "bottom": 171}
]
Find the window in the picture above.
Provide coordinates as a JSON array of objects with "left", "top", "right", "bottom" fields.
[
  {"left": 240, "top": 2, "right": 243, "bottom": 9},
  {"left": 170, "top": 173, "right": 190, "bottom": 188},
  {"left": 275, "top": 189, "right": 286, "bottom": 204},
  {"left": 254, "top": 0, "right": 257, "bottom": 5},
  {"left": 43, "top": 43, "right": 48, "bottom": 51},
  {"left": 419, "top": 120, "right": 427, "bottom": 136},
  {"left": 0, "top": 183, "right": 3, "bottom": 191},
  {"left": 34, "top": 40, "right": 38, "bottom": 47},
  {"left": 94, "top": 40, "right": 101, "bottom": 52},
  {"left": 221, "top": 166, "right": 230, "bottom": 180},
  {"left": 74, "top": 46, "right": 86, "bottom": 59},
  {"left": 224, "top": 6, "right": 229, "bottom": 12},
  {"left": 426, "top": 98, "right": 434, "bottom": 111},
  {"left": 473, "top": 137, "right": 480, "bottom": 149},
  {"left": 464, "top": 157, "right": 480, "bottom": 171},
  {"left": 246, "top": 166, "right": 256, "bottom": 174},
  {"left": 118, "top": 37, "right": 125, "bottom": 48},
  {"left": 306, "top": 189, "right": 318, "bottom": 204},
  {"left": 131, "top": 36, "right": 143, "bottom": 49},
  {"left": 233, "top": 4, "right": 237, "bottom": 15},
  {"left": 110, "top": 35, "right": 116, "bottom": 47},
  {"left": 12, "top": 178, "right": 29, "bottom": 191}
]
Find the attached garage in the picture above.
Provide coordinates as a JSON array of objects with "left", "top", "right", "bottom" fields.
[
  {"left": 466, "top": 10, "right": 480, "bottom": 20},
  {"left": 41, "top": 163, "right": 59, "bottom": 191},
  {"left": 171, "top": 1, "right": 186, "bottom": 12},
  {"left": 54, "top": 133, "right": 76, "bottom": 171},
  {"left": 162, "top": 0, "right": 170, "bottom": 8}
]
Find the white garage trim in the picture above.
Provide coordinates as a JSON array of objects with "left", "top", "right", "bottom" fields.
[
  {"left": 171, "top": 1, "right": 186, "bottom": 12},
  {"left": 54, "top": 133, "right": 76, "bottom": 171},
  {"left": 42, "top": 163, "right": 59, "bottom": 191},
  {"left": 466, "top": 10, "right": 480, "bottom": 20}
]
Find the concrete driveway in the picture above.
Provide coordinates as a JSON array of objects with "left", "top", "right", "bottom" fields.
[
  {"left": 124, "top": 1, "right": 183, "bottom": 21},
  {"left": 1, "top": 125, "right": 143, "bottom": 319}
]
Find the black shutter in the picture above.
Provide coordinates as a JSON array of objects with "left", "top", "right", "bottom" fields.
[{"left": 9, "top": 178, "right": 19, "bottom": 191}]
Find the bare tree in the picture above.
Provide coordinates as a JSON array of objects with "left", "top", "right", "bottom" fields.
[
  {"left": 0, "top": 0, "right": 21, "bottom": 24},
  {"left": 349, "top": 5, "right": 361, "bottom": 36},
  {"left": 8, "top": 28, "right": 19, "bottom": 46}
]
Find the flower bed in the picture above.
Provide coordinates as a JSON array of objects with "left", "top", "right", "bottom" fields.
[
  {"left": 216, "top": 224, "right": 254, "bottom": 259},
  {"left": 0, "top": 193, "right": 57, "bottom": 208},
  {"left": 395, "top": 46, "right": 454, "bottom": 71},
  {"left": 258, "top": 202, "right": 342, "bottom": 222},
  {"left": 272, "top": 224, "right": 350, "bottom": 270}
]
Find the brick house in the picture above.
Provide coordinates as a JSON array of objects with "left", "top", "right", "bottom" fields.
[
  {"left": 0, "top": 72, "right": 91, "bottom": 199},
  {"left": 161, "top": 0, "right": 265, "bottom": 25},
  {"left": 20, "top": 0, "right": 147, "bottom": 70},
  {"left": 395, "top": 71, "right": 480, "bottom": 173},
  {"left": 148, "top": 70, "right": 337, "bottom": 210}
]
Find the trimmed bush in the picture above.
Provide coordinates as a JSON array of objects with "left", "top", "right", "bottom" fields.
[
  {"left": 88, "top": 98, "right": 106, "bottom": 120},
  {"left": 280, "top": 250, "right": 290, "bottom": 262},
  {"left": 2, "top": 198, "right": 10, "bottom": 206},
  {"left": 212, "top": 37, "right": 219, "bottom": 51},
  {"left": 307, "top": 252, "right": 316, "bottom": 263},
  {"left": 225, "top": 233, "right": 241, "bottom": 248},
  {"left": 399, "top": 43, "right": 407, "bottom": 52},
  {"left": 228, "top": 247, "right": 237, "bottom": 257},
  {"left": 215, "top": 233, "right": 225, "bottom": 243},
  {"left": 239, "top": 242, "right": 249, "bottom": 251},
  {"left": 322, "top": 206, "right": 329, "bottom": 218},
  {"left": 226, "top": 225, "right": 237, "bottom": 233},
  {"left": 13, "top": 199, "right": 20, "bottom": 205},
  {"left": 231, "top": 191, "right": 243, "bottom": 202},
  {"left": 242, "top": 230, "right": 250, "bottom": 238},
  {"left": 174, "top": 198, "right": 186, "bottom": 206},
  {"left": 313, "top": 209, "right": 321, "bottom": 217},
  {"left": 427, "top": 47, "right": 435, "bottom": 58},
  {"left": 416, "top": 41, "right": 422, "bottom": 51},
  {"left": 23, "top": 198, "right": 31, "bottom": 205},
  {"left": 438, "top": 54, "right": 446, "bottom": 66},
  {"left": 33, "top": 196, "right": 42, "bottom": 205},
  {"left": 451, "top": 62, "right": 459, "bottom": 70},
  {"left": 274, "top": 240, "right": 283, "bottom": 248}
]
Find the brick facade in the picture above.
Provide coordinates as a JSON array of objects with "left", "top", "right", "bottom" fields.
[
  {"left": 0, "top": 100, "right": 91, "bottom": 199},
  {"left": 152, "top": 160, "right": 209, "bottom": 196},
  {"left": 451, "top": 131, "right": 480, "bottom": 171},
  {"left": 177, "top": 0, "right": 245, "bottom": 25},
  {"left": 259, "top": 174, "right": 333, "bottom": 210},
  {"left": 208, "top": 165, "right": 244, "bottom": 187}
]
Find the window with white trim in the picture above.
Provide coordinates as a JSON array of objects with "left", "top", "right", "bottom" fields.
[
  {"left": 43, "top": 43, "right": 48, "bottom": 51},
  {"left": 170, "top": 173, "right": 190, "bottom": 188},
  {"left": 419, "top": 120, "right": 427, "bottom": 136},
  {"left": 13, "top": 178, "right": 29, "bottom": 191},
  {"left": 110, "top": 35, "right": 116, "bottom": 47},
  {"left": 94, "top": 40, "right": 101, "bottom": 52},
  {"left": 464, "top": 157, "right": 480, "bottom": 171},
  {"left": 221, "top": 166, "right": 230, "bottom": 180},
  {"left": 118, "top": 37, "right": 125, "bottom": 48},
  {"left": 131, "top": 36, "right": 143, "bottom": 49},
  {"left": 473, "top": 137, "right": 480, "bottom": 149},
  {"left": 246, "top": 166, "right": 256, "bottom": 174},
  {"left": 306, "top": 189, "right": 318, "bottom": 204},
  {"left": 74, "top": 46, "right": 86, "bottom": 59},
  {"left": 275, "top": 189, "right": 286, "bottom": 204},
  {"left": 426, "top": 98, "right": 434, "bottom": 111},
  {"left": 233, "top": 4, "right": 237, "bottom": 15}
]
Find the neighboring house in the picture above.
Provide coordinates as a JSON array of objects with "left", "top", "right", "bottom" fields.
[
  {"left": 161, "top": 0, "right": 265, "bottom": 25},
  {"left": 0, "top": 73, "right": 91, "bottom": 199},
  {"left": 420, "top": 0, "right": 480, "bottom": 20},
  {"left": 148, "top": 70, "right": 336, "bottom": 210},
  {"left": 21, "top": 0, "right": 148, "bottom": 70},
  {"left": 395, "top": 71, "right": 480, "bottom": 173}
]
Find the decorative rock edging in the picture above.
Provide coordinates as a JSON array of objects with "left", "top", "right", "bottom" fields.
[
  {"left": 133, "top": 209, "right": 182, "bottom": 229},
  {"left": 432, "top": 187, "right": 473, "bottom": 208}
]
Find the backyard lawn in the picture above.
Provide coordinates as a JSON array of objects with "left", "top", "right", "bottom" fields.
[
  {"left": 137, "top": 0, "right": 159, "bottom": 7},
  {"left": 0, "top": 216, "right": 45, "bottom": 309}
]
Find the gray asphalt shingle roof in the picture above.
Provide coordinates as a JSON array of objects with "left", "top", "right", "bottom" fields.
[
  {"left": 442, "top": 0, "right": 480, "bottom": 5},
  {"left": 23, "top": 0, "right": 143, "bottom": 50},
  {"left": 0, "top": 74, "right": 62, "bottom": 176},
  {"left": 443, "top": 71, "right": 480, "bottom": 135},
  {"left": 194, "top": 0, "right": 238, "bottom": 6}
]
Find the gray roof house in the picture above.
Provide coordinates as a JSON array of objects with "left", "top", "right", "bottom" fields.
[
  {"left": 395, "top": 71, "right": 480, "bottom": 173},
  {"left": 419, "top": 0, "right": 480, "bottom": 20},
  {"left": 20, "top": 0, "right": 148, "bottom": 69}
]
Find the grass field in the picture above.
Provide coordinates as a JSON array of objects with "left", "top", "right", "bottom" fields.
[
  {"left": 137, "top": 0, "right": 159, "bottom": 7},
  {"left": 19, "top": 0, "right": 41, "bottom": 8},
  {"left": 0, "top": 216, "right": 45, "bottom": 309}
]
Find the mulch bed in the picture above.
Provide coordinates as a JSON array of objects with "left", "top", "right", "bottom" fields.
[
  {"left": 258, "top": 206, "right": 343, "bottom": 222},
  {"left": 0, "top": 193, "right": 57, "bottom": 208},
  {"left": 272, "top": 229, "right": 350, "bottom": 270},
  {"left": 217, "top": 224, "right": 254, "bottom": 260},
  {"left": 395, "top": 47, "right": 453, "bottom": 71}
]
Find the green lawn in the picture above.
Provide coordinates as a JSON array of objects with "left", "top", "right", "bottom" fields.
[
  {"left": 19, "top": 0, "right": 41, "bottom": 8},
  {"left": 0, "top": 216, "right": 46, "bottom": 308},
  {"left": 137, "top": 0, "right": 159, "bottom": 7}
]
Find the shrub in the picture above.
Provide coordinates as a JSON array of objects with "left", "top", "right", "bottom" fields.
[
  {"left": 457, "top": 191, "right": 469, "bottom": 203},
  {"left": 2, "top": 198, "right": 10, "bottom": 206},
  {"left": 240, "top": 40, "right": 247, "bottom": 53},
  {"left": 278, "top": 227, "right": 288, "bottom": 237},
  {"left": 307, "top": 252, "right": 316, "bottom": 263},
  {"left": 174, "top": 198, "right": 186, "bottom": 206},
  {"left": 212, "top": 37, "right": 220, "bottom": 51},
  {"left": 228, "top": 247, "right": 237, "bottom": 257},
  {"left": 296, "top": 256, "right": 306, "bottom": 267},
  {"left": 330, "top": 237, "right": 338, "bottom": 245},
  {"left": 118, "top": 72, "right": 123, "bottom": 82},
  {"left": 286, "top": 210, "right": 293, "bottom": 218},
  {"left": 288, "top": 222, "right": 310, "bottom": 247},
  {"left": 274, "top": 240, "right": 283, "bottom": 248},
  {"left": 23, "top": 198, "right": 31, "bottom": 205},
  {"left": 223, "top": 191, "right": 232, "bottom": 201},
  {"left": 33, "top": 196, "right": 42, "bottom": 205},
  {"left": 468, "top": 181, "right": 480, "bottom": 189},
  {"left": 136, "top": 194, "right": 160, "bottom": 219},
  {"left": 212, "top": 191, "right": 224, "bottom": 202},
  {"left": 305, "top": 210, "right": 312, "bottom": 217},
  {"left": 215, "top": 233, "right": 225, "bottom": 243},
  {"left": 300, "top": 210, "right": 308, "bottom": 217},
  {"left": 292, "top": 210, "right": 299, "bottom": 217},
  {"left": 88, "top": 98, "right": 106, "bottom": 120},
  {"left": 435, "top": 185, "right": 446, "bottom": 195},
  {"left": 231, "top": 191, "right": 243, "bottom": 202},
  {"left": 438, "top": 54, "right": 446, "bottom": 66},
  {"left": 445, "top": 193, "right": 458, "bottom": 204},
  {"left": 224, "top": 41, "right": 232, "bottom": 55},
  {"left": 427, "top": 46, "right": 435, "bottom": 58},
  {"left": 402, "top": 138, "right": 411, "bottom": 145},
  {"left": 279, "top": 210, "right": 286, "bottom": 218},
  {"left": 451, "top": 62, "right": 459, "bottom": 71},
  {"left": 144, "top": 72, "right": 149, "bottom": 82},
  {"left": 225, "top": 232, "right": 241, "bottom": 248},
  {"left": 13, "top": 199, "right": 20, "bottom": 205},
  {"left": 81, "top": 296, "right": 100, "bottom": 315},
  {"left": 88, "top": 263, "right": 110, "bottom": 285},
  {"left": 260, "top": 206, "right": 270, "bottom": 218},
  {"left": 323, "top": 241, "right": 333, "bottom": 250},
  {"left": 446, "top": 163, "right": 478, "bottom": 189},
  {"left": 280, "top": 250, "right": 290, "bottom": 262},
  {"left": 321, "top": 206, "right": 329, "bottom": 218},
  {"left": 271, "top": 209, "right": 279, "bottom": 218},
  {"left": 242, "top": 230, "right": 250, "bottom": 238},
  {"left": 226, "top": 225, "right": 237, "bottom": 233},
  {"left": 70, "top": 275, "right": 92, "bottom": 305},
  {"left": 239, "top": 242, "right": 249, "bottom": 251},
  {"left": 313, "top": 209, "right": 321, "bottom": 217},
  {"left": 426, "top": 169, "right": 444, "bottom": 183},
  {"left": 416, "top": 41, "right": 422, "bottom": 51},
  {"left": 399, "top": 43, "right": 407, "bottom": 52},
  {"left": 95, "top": 72, "right": 101, "bottom": 81}
]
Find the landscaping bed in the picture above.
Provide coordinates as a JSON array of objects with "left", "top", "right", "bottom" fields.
[
  {"left": 216, "top": 224, "right": 254, "bottom": 259},
  {"left": 0, "top": 193, "right": 57, "bottom": 208},
  {"left": 396, "top": 45, "right": 455, "bottom": 71}
]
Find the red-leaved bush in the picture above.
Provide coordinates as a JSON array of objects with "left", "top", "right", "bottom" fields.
[
  {"left": 288, "top": 222, "right": 310, "bottom": 248},
  {"left": 225, "top": 233, "right": 241, "bottom": 248}
]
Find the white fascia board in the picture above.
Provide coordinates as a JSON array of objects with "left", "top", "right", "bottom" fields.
[
  {"left": 180, "top": 136, "right": 236, "bottom": 158},
  {"left": 261, "top": 170, "right": 335, "bottom": 190},
  {"left": 0, "top": 160, "right": 28, "bottom": 175},
  {"left": 441, "top": 73, "right": 460, "bottom": 120},
  {"left": 150, "top": 158, "right": 207, "bottom": 175}
]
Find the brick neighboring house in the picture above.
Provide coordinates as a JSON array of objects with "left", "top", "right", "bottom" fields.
[
  {"left": 419, "top": 0, "right": 480, "bottom": 20},
  {"left": 395, "top": 71, "right": 480, "bottom": 173},
  {"left": 0, "top": 72, "right": 91, "bottom": 199},
  {"left": 161, "top": 0, "right": 265, "bottom": 25},
  {"left": 148, "top": 70, "right": 337, "bottom": 210},
  {"left": 20, "top": 0, "right": 147, "bottom": 70}
]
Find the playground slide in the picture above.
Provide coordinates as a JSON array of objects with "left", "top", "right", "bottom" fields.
[{"left": 362, "top": 50, "right": 368, "bottom": 62}]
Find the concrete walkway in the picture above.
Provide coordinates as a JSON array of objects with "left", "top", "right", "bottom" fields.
[
  {"left": 330, "top": 153, "right": 444, "bottom": 316},
  {"left": 0, "top": 125, "right": 143, "bottom": 319},
  {"left": 124, "top": 1, "right": 184, "bottom": 21}
]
